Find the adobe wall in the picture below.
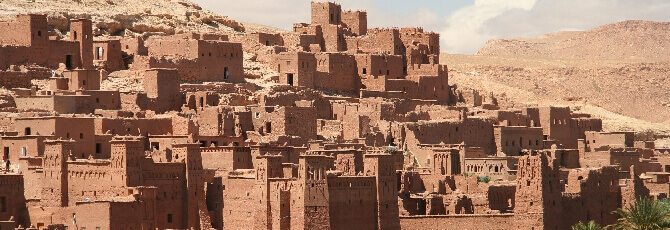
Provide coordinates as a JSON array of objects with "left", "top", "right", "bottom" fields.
[
  {"left": 584, "top": 131, "right": 634, "bottom": 150},
  {"left": 494, "top": 126, "right": 544, "bottom": 156},
  {"left": 93, "top": 40, "right": 123, "bottom": 72},
  {"left": 222, "top": 177, "right": 256, "bottom": 229},
  {"left": 63, "top": 69, "right": 100, "bottom": 91},
  {"left": 95, "top": 117, "right": 173, "bottom": 136},
  {"left": 341, "top": 11, "right": 367, "bottom": 36},
  {"left": 143, "top": 38, "right": 244, "bottom": 83},
  {"left": 561, "top": 166, "right": 620, "bottom": 227},
  {"left": 399, "top": 214, "right": 515, "bottom": 230},
  {"left": 140, "top": 162, "right": 187, "bottom": 229},
  {"left": 355, "top": 54, "right": 403, "bottom": 80},
  {"left": 464, "top": 157, "right": 516, "bottom": 181},
  {"left": 351, "top": 28, "right": 403, "bottom": 55},
  {"left": 0, "top": 136, "right": 47, "bottom": 163},
  {"left": 0, "top": 15, "right": 44, "bottom": 46},
  {"left": 0, "top": 71, "right": 33, "bottom": 88},
  {"left": 143, "top": 68, "right": 182, "bottom": 112},
  {"left": 327, "top": 176, "right": 377, "bottom": 230},
  {"left": 274, "top": 52, "right": 317, "bottom": 87},
  {"left": 66, "top": 160, "right": 126, "bottom": 206},
  {"left": 311, "top": 2, "right": 342, "bottom": 25},
  {"left": 81, "top": 90, "right": 121, "bottom": 110},
  {"left": 400, "top": 27, "right": 440, "bottom": 56},
  {"left": 48, "top": 40, "right": 83, "bottom": 69},
  {"left": 120, "top": 37, "right": 148, "bottom": 56},
  {"left": 14, "top": 117, "right": 95, "bottom": 158},
  {"left": 313, "top": 52, "right": 358, "bottom": 92},
  {"left": 0, "top": 174, "right": 28, "bottom": 226}
]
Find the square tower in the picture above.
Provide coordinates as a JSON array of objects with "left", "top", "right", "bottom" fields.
[
  {"left": 143, "top": 68, "right": 180, "bottom": 99},
  {"left": 70, "top": 19, "right": 94, "bottom": 69},
  {"left": 110, "top": 136, "right": 144, "bottom": 187},
  {"left": 342, "top": 11, "right": 367, "bottom": 36},
  {"left": 297, "top": 154, "right": 331, "bottom": 229},
  {"left": 62, "top": 69, "right": 100, "bottom": 90},
  {"left": 311, "top": 2, "right": 342, "bottom": 25},
  {"left": 514, "top": 152, "right": 562, "bottom": 229},
  {"left": 364, "top": 153, "right": 400, "bottom": 229},
  {"left": 41, "top": 139, "right": 74, "bottom": 207}
]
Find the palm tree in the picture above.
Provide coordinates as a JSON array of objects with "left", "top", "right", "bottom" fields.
[
  {"left": 609, "top": 197, "right": 670, "bottom": 230},
  {"left": 572, "top": 221, "right": 607, "bottom": 230}
]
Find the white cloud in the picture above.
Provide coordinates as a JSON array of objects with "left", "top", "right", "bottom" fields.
[
  {"left": 440, "top": 0, "right": 536, "bottom": 54},
  {"left": 442, "top": 0, "right": 670, "bottom": 54}
]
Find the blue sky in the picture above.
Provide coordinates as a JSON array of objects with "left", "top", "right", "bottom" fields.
[{"left": 191, "top": 0, "right": 670, "bottom": 54}]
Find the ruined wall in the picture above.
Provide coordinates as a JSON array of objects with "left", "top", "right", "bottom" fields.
[
  {"left": 341, "top": 11, "right": 367, "bottom": 36},
  {"left": 93, "top": 40, "right": 123, "bottom": 72},
  {"left": 311, "top": 2, "right": 342, "bottom": 25}
]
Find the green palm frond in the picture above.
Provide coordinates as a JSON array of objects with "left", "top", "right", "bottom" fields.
[
  {"left": 572, "top": 221, "right": 607, "bottom": 230},
  {"left": 609, "top": 197, "right": 670, "bottom": 230}
]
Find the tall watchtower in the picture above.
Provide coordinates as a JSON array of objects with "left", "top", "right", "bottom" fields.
[
  {"left": 297, "top": 154, "right": 331, "bottom": 229},
  {"left": 70, "top": 19, "right": 93, "bottom": 69},
  {"left": 42, "top": 139, "right": 74, "bottom": 207},
  {"left": 364, "top": 153, "right": 400, "bottom": 229},
  {"left": 515, "top": 152, "right": 563, "bottom": 230},
  {"left": 110, "top": 136, "right": 144, "bottom": 187},
  {"left": 311, "top": 2, "right": 342, "bottom": 25}
]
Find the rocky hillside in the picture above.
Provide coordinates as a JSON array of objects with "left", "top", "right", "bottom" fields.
[
  {"left": 477, "top": 20, "right": 670, "bottom": 60},
  {"left": 447, "top": 20, "right": 670, "bottom": 137},
  {"left": 0, "top": 0, "right": 244, "bottom": 36}
]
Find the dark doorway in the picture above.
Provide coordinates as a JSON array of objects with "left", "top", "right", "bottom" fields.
[
  {"left": 3, "top": 147, "right": 8, "bottom": 160},
  {"left": 25, "top": 127, "right": 31, "bottom": 135},
  {"left": 287, "top": 74, "right": 294, "bottom": 86},
  {"left": 265, "top": 122, "right": 272, "bottom": 134},
  {"left": 65, "top": 55, "right": 73, "bottom": 70}
]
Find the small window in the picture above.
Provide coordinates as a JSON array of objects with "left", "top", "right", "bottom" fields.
[
  {"left": 167, "top": 214, "right": 173, "bottom": 223},
  {"left": 362, "top": 68, "right": 367, "bottom": 74},
  {"left": 25, "top": 127, "right": 31, "bottom": 135},
  {"left": 96, "top": 47, "right": 104, "bottom": 60},
  {"left": 1, "top": 197, "right": 7, "bottom": 212},
  {"left": 386, "top": 70, "right": 390, "bottom": 75},
  {"left": 83, "top": 80, "right": 87, "bottom": 86},
  {"left": 80, "top": 133, "right": 84, "bottom": 139},
  {"left": 95, "top": 143, "right": 101, "bottom": 154},
  {"left": 38, "top": 31, "right": 42, "bottom": 37},
  {"left": 96, "top": 98, "right": 100, "bottom": 103}
]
